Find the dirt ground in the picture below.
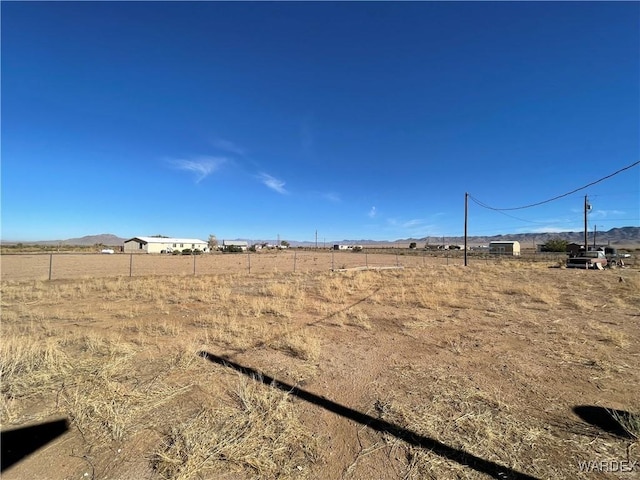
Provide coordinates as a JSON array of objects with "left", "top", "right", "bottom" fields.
[
  {"left": 1, "top": 261, "right": 638, "bottom": 479},
  {"left": 0, "top": 251, "right": 459, "bottom": 281}
]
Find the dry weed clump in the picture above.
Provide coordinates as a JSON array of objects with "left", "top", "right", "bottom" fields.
[
  {"left": 345, "top": 307, "right": 372, "bottom": 330},
  {"left": 379, "top": 369, "right": 557, "bottom": 479},
  {"left": 270, "top": 331, "right": 321, "bottom": 362},
  {"left": 608, "top": 408, "right": 640, "bottom": 440},
  {"left": 588, "top": 321, "right": 632, "bottom": 349},
  {"left": 0, "top": 335, "right": 69, "bottom": 402},
  {"left": 151, "top": 374, "right": 318, "bottom": 480},
  {"left": 59, "top": 367, "right": 194, "bottom": 445}
]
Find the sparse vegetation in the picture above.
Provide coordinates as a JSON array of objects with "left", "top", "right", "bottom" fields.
[
  {"left": 207, "top": 234, "right": 218, "bottom": 250},
  {"left": 608, "top": 408, "right": 640, "bottom": 440},
  {"left": 1, "top": 261, "right": 638, "bottom": 479},
  {"left": 542, "top": 238, "right": 569, "bottom": 252}
]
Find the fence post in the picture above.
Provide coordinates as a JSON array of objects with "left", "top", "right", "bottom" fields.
[
  {"left": 129, "top": 254, "right": 133, "bottom": 277},
  {"left": 193, "top": 254, "right": 196, "bottom": 276},
  {"left": 247, "top": 251, "right": 251, "bottom": 274},
  {"left": 331, "top": 250, "right": 334, "bottom": 270},
  {"left": 366, "top": 253, "right": 368, "bottom": 268},
  {"left": 396, "top": 251, "right": 399, "bottom": 267},
  {"left": 48, "top": 254, "right": 53, "bottom": 281},
  {"left": 293, "top": 251, "right": 297, "bottom": 273}
]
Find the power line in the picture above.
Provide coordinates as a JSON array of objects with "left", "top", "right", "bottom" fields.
[
  {"left": 470, "top": 160, "right": 639, "bottom": 211},
  {"left": 476, "top": 207, "right": 552, "bottom": 225}
]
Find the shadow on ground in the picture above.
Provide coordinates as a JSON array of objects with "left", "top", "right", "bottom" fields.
[
  {"left": 1, "top": 418, "right": 69, "bottom": 472},
  {"left": 198, "top": 351, "right": 538, "bottom": 480},
  {"left": 573, "top": 405, "right": 636, "bottom": 439}
]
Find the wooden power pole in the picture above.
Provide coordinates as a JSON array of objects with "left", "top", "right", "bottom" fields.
[
  {"left": 584, "top": 195, "right": 590, "bottom": 251},
  {"left": 464, "top": 192, "right": 468, "bottom": 267}
]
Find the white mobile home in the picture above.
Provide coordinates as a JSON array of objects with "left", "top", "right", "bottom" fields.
[{"left": 123, "top": 237, "right": 209, "bottom": 254}]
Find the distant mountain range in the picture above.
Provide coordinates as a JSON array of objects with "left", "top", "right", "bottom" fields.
[
  {"left": 4, "top": 234, "right": 127, "bottom": 246},
  {"left": 2, "top": 227, "right": 638, "bottom": 247},
  {"left": 389, "top": 226, "right": 640, "bottom": 247}
]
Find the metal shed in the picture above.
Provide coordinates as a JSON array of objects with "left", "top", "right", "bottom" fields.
[{"left": 488, "top": 241, "right": 521, "bottom": 256}]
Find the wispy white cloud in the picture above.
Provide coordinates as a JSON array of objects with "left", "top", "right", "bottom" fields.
[
  {"left": 211, "top": 137, "right": 246, "bottom": 156},
  {"left": 322, "top": 192, "right": 341, "bottom": 203},
  {"left": 591, "top": 209, "right": 625, "bottom": 219},
  {"left": 169, "top": 156, "right": 226, "bottom": 183},
  {"left": 383, "top": 216, "right": 439, "bottom": 238},
  {"left": 258, "top": 173, "right": 288, "bottom": 194},
  {"left": 387, "top": 217, "right": 423, "bottom": 228},
  {"left": 402, "top": 219, "right": 423, "bottom": 228},
  {"left": 368, "top": 206, "right": 377, "bottom": 218}
]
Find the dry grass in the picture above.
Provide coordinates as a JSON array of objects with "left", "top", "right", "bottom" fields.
[
  {"left": 370, "top": 366, "right": 558, "bottom": 479},
  {"left": 151, "top": 374, "right": 319, "bottom": 480},
  {"left": 608, "top": 409, "right": 640, "bottom": 440},
  {"left": 1, "top": 261, "right": 639, "bottom": 479}
]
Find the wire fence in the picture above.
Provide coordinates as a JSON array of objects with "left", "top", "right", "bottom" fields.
[
  {"left": 2, "top": 249, "right": 622, "bottom": 282},
  {"left": 0, "top": 251, "right": 467, "bottom": 281}
]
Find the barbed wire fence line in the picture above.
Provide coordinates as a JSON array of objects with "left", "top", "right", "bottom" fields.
[
  {"left": 0, "top": 248, "right": 590, "bottom": 282},
  {"left": 1, "top": 250, "right": 470, "bottom": 281}
]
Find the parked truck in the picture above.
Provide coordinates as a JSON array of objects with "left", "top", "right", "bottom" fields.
[
  {"left": 566, "top": 250, "right": 608, "bottom": 269},
  {"left": 603, "top": 247, "right": 631, "bottom": 266}
]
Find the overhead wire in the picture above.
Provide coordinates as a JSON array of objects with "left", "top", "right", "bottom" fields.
[
  {"left": 480, "top": 208, "right": 552, "bottom": 225},
  {"left": 469, "top": 160, "right": 639, "bottom": 211}
]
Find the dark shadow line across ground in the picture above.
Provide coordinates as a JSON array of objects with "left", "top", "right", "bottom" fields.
[{"left": 198, "top": 351, "right": 538, "bottom": 480}]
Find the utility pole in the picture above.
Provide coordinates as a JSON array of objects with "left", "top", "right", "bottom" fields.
[
  {"left": 593, "top": 225, "right": 597, "bottom": 249},
  {"left": 315, "top": 230, "right": 318, "bottom": 249},
  {"left": 583, "top": 195, "right": 590, "bottom": 251},
  {"left": 464, "top": 192, "right": 468, "bottom": 267}
]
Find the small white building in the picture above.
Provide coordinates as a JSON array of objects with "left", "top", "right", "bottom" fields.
[
  {"left": 123, "top": 237, "right": 209, "bottom": 254},
  {"left": 333, "top": 244, "right": 363, "bottom": 251},
  {"left": 222, "top": 240, "right": 248, "bottom": 251},
  {"left": 489, "top": 241, "right": 521, "bottom": 256}
]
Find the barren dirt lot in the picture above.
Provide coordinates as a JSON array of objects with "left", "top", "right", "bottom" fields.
[
  {"left": 0, "top": 251, "right": 457, "bottom": 281},
  {"left": 1, "top": 263, "right": 639, "bottom": 479}
]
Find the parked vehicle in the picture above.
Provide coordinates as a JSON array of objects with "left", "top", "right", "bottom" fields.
[
  {"left": 601, "top": 247, "right": 631, "bottom": 266},
  {"left": 566, "top": 251, "right": 608, "bottom": 269}
]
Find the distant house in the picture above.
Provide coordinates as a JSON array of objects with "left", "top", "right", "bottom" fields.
[
  {"left": 489, "top": 241, "right": 520, "bottom": 256},
  {"left": 332, "top": 244, "right": 363, "bottom": 251},
  {"left": 565, "top": 243, "right": 583, "bottom": 257},
  {"left": 123, "top": 237, "right": 209, "bottom": 254},
  {"left": 222, "top": 240, "right": 248, "bottom": 252}
]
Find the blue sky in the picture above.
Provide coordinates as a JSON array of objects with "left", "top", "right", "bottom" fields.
[{"left": 2, "top": 2, "right": 638, "bottom": 242}]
